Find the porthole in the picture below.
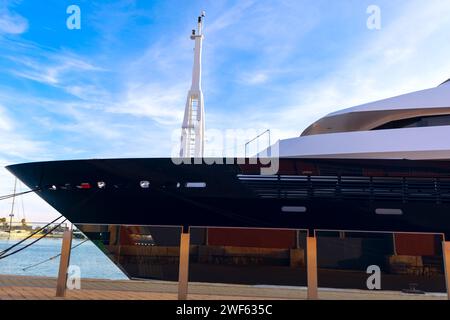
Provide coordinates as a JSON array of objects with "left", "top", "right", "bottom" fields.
[
  {"left": 97, "top": 181, "right": 106, "bottom": 189},
  {"left": 140, "top": 181, "right": 150, "bottom": 188}
]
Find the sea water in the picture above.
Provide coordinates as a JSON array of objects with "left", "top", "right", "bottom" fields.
[{"left": 0, "top": 238, "right": 127, "bottom": 280}]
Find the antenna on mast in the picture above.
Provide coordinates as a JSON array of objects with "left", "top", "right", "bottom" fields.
[{"left": 180, "top": 11, "right": 206, "bottom": 158}]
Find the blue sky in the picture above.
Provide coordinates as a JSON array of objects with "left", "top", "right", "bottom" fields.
[{"left": 1, "top": 0, "right": 450, "bottom": 221}]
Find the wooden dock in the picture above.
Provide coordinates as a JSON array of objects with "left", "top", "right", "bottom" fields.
[{"left": 0, "top": 275, "right": 446, "bottom": 300}]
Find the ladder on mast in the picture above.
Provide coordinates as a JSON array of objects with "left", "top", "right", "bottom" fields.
[{"left": 180, "top": 12, "right": 206, "bottom": 158}]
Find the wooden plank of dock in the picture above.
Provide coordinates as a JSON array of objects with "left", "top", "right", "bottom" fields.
[{"left": 0, "top": 274, "right": 446, "bottom": 300}]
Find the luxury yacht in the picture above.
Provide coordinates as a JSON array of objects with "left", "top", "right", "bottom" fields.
[
  {"left": 5, "top": 81, "right": 450, "bottom": 287},
  {"left": 7, "top": 10, "right": 449, "bottom": 287}
]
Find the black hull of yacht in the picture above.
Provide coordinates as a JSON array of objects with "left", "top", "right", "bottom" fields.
[{"left": 6, "top": 157, "right": 450, "bottom": 237}]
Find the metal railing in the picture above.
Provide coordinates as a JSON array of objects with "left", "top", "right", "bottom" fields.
[{"left": 238, "top": 174, "right": 450, "bottom": 203}]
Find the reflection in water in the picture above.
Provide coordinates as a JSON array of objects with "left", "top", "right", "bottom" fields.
[{"left": 0, "top": 238, "right": 126, "bottom": 279}]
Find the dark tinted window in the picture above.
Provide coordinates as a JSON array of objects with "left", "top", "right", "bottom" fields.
[{"left": 373, "top": 114, "right": 450, "bottom": 130}]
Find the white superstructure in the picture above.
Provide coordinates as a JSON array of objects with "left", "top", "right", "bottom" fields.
[
  {"left": 180, "top": 12, "right": 206, "bottom": 158},
  {"left": 271, "top": 80, "right": 450, "bottom": 160}
]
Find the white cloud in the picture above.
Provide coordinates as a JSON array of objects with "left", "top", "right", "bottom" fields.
[
  {"left": 0, "top": 104, "right": 46, "bottom": 159},
  {"left": 0, "top": 105, "right": 57, "bottom": 223},
  {"left": 63, "top": 84, "right": 111, "bottom": 102},
  {"left": 0, "top": 4, "right": 27, "bottom": 35},
  {"left": 206, "top": 0, "right": 256, "bottom": 35},
  {"left": 7, "top": 53, "right": 105, "bottom": 87},
  {"left": 0, "top": 105, "right": 13, "bottom": 131},
  {"left": 0, "top": 160, "right": 61, "bottom": 223},
  {"left": 108, "top": 83, "right": 185, "bottom": 125},
  {"left": 240, "top": 71, "right": 269, "bottom": 85}
]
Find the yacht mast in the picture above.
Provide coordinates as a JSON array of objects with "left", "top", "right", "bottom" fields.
[
  {"left": 180, "top": 11, "right": 205, "bottom": 158},
  {"left": 8, "top": 178, "right": 17, "bottom": 238}
]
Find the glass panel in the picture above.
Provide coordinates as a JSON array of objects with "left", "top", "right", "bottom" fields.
[
  {"left": 315, "top": 230, "right": 445, "bottom": 292},
  {"left": 189, "top": 227, "right": 308, "bottom": 287},
  {"left": 76, "top": 224, "right": 182, "bottom": 281},
  {"left": 373, "top": 114, "right": 450, "bottom": 130}
]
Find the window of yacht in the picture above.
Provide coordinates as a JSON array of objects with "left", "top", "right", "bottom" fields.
[
  {"left": 186, "top": 182, "right": 207, "bottom": 188},
  {"left": 281, "top": 206, "right": 307, "bottom": 213},
  {"left": 373, "top": 114, "right": 450, "bottom": 130},
  {"left": 375, "top": 208, "right": 403, "bottom": 215}
]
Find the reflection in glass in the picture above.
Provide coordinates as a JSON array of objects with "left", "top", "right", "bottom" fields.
[{"left": 77, "top": 224, "right": 182, "bottom": 281}]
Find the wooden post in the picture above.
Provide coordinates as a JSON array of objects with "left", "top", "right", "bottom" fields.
[
  {"left": 307, "top": 235, "right": 318, "bottom": 300},
  {"left": 178, "top": 231, "right": 190, "bottom": 300},
  {"left": 442, "top": 241, "right": 450, "bottom": 300},
  {"left": 56, "top": 228, "right": 73, "bottom": 297}
]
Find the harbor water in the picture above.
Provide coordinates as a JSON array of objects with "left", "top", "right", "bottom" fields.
[{"left": 0, "top": 238, "right": 127, "bottom": 280}]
